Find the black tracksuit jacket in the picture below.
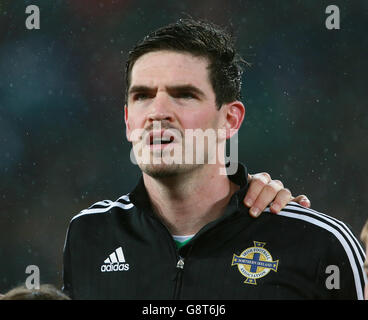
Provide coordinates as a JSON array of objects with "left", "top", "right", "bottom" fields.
[{"left": 62, "top": 164, "right": 366, "bottom": 299}]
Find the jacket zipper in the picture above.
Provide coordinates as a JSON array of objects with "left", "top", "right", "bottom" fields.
[
  {"left": 173, "top": 256, "right": 185, "bottom": 299},
  {"left": 148, "top": 212, "right": 196, "bottom": 299},
  {"left": 173, "top": 244, "right": 193, "bottom": 299},
  {"left": 150, "top": 215, "right": 187, "bottom": 299}
]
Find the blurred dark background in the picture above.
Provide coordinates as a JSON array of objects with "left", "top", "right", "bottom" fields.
[{"left": 0, "top": 0, "right": 367, "bottom": 292}]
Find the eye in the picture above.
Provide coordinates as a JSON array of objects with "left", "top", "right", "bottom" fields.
[
  {"left": 133, "top": 93, "right": 149, "bottom": 101},
  {"left": 176, "top": 91, "right": 196, "bottom": 99}
]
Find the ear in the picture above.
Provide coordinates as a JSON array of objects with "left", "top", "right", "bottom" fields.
[
  {"left": 124, "top": 105, "right": 131, "bottom": 142},
  {"left": 222, "top": 101, "right": 245, "bottom": 139}
]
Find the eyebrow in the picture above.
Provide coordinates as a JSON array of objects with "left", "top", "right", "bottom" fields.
[
  {"left": 128, "top": 85, "right": 154, "bottom": 96},
  {"left": 167, "top": 85, "right": 206, "bottom": 97},
  {"left": 128, "top": 84, "right": 206, "bottom": 97}
]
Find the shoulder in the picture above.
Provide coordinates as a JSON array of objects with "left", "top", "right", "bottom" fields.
[
  {"left": 267, "top": 201, "right": 366, "bottom": 298},
  {"left": 69, "top": 194, "right": 135, "bottom": 224},
  {"left": 264, "top": 202, "right": 366, "bottom": 270},
  {"left": 270, "top": 202, "right": 362, "bottom": 249},
  {"left": 268, "top": 202, "right": 364, "bottom": 254}
]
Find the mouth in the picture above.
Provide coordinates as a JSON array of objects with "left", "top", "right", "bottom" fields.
[
  {"left": 150, "top": 135, "right": 174, "bottom": 145},
  {"left": 145, "top": 130, "right": 179, "bottom": 149}
]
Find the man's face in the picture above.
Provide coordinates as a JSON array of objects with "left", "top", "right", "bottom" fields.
[{"left": 125, "top": 50, "right": 228, "bottom": 178}]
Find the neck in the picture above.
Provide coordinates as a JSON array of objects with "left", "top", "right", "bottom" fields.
[{"left": 143, "top": 164, "right": 240, "bottom": 236}]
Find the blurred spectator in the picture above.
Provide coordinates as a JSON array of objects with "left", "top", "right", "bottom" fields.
[
  {"left": 360, "top": 219, "right": 368, "bottom": 300},
  {"left": 0, "top": 284, "right": 70, "bottom": 300}
]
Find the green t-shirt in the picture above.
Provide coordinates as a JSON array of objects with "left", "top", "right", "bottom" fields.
[{"left": 172, "top": 234, "right": 195, "bottom": 249}]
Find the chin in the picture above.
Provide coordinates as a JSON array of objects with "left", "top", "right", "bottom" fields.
[{"left": 139, "top": 162, "right": 202, "bottom": 179}]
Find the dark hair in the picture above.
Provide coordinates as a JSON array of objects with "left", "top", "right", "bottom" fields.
[{"left": 125, "top": 18, "right": 248, "bottom": 108}]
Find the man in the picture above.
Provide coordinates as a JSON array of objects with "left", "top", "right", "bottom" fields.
[
  {"left": 63, "top": 19, "right": 365, "bottom": 299},
  {"left": 360, "top": 220, "right": 368, "bottom": 299}
]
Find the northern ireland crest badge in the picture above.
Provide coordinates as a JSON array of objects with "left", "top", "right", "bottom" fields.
[{"left": 231, "top": 241, "right": 279, "bottom": 285}]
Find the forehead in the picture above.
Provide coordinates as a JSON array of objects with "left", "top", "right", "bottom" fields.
[{"left": 130, "top": 50, "right": 212, "bottom": 89}]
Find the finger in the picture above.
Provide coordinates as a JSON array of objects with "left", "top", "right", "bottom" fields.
[
  {"left": 247, "top": 173, "right": 253, "bottom": 183},
  {"left": 249, "top": 180, "right": 284, "bottom": 217},
  {"left": 292, "top": 195, "right": 311, "bottom": 208},
  {"left": 243, "top": 172, "right": 272, "bottom": 207},
  {"left": 269, "top": 188, "right": 293, "bottom": 213}
]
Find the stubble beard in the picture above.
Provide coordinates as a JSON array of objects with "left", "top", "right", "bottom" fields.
[
  {"left": 137, "top": 143, "right": 206, "bottom": 178},
  {"left": 139, "top": 161, "right": 203, "bottom": 179},
  {"left": 132, "top": 125, "right": 221, "bottom": 179}
]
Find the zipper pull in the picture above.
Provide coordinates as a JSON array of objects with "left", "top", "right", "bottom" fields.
[{"left": 176, "top": 257, "right": 184, "bottom": 269}]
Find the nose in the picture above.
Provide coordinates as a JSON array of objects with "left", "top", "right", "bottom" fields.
[{"left": 147, "top": 92, "right": 174, "bottom": 123}]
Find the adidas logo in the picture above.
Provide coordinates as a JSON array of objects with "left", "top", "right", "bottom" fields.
[{"left": 100, "top": 247, "right": 130, "bottom": 272}]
